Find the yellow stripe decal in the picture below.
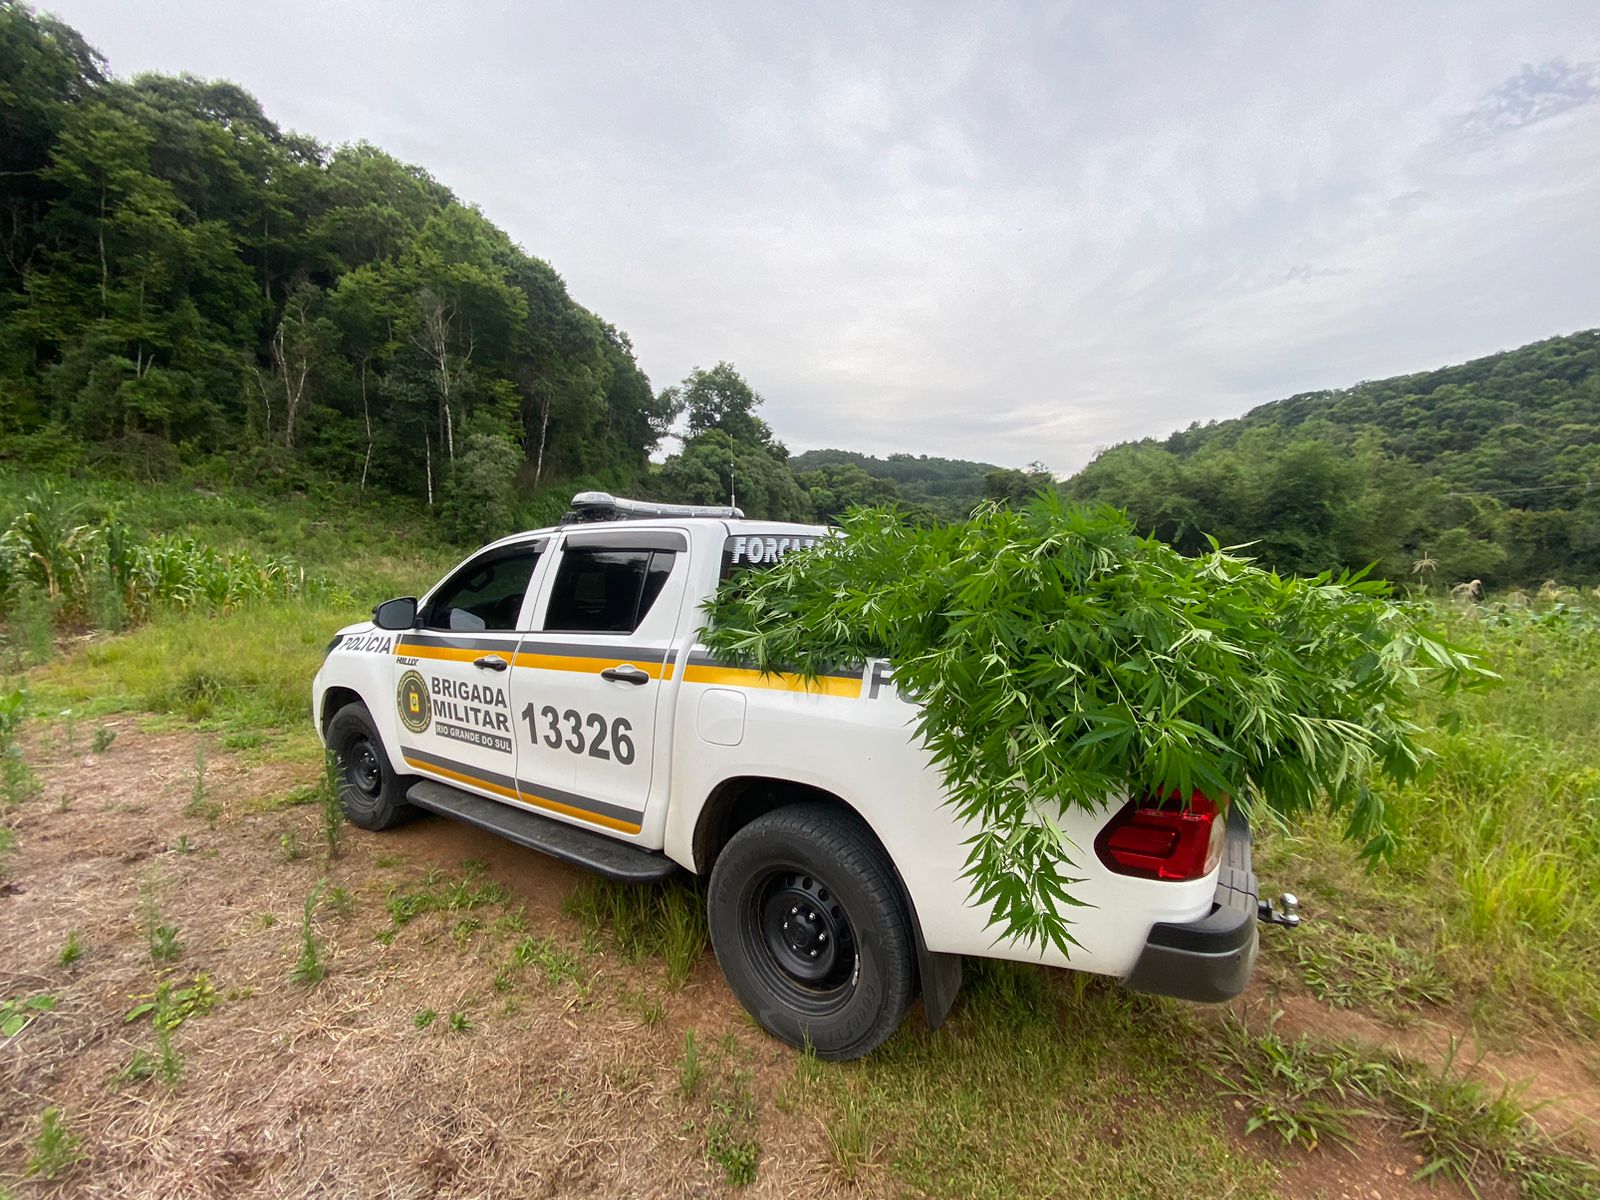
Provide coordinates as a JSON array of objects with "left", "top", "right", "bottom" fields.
[
  {"left": 680, "top": 664, "right": 863, "bottom": 698},
  {"left": 511, "top": 652, "right": 666, "bottom": 678},
  {"left": 401, "top": 756, "right": 643, "bottom": 836}
]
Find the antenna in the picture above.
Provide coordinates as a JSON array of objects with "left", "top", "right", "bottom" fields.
[{"left": 729, "top": 464, "right": 737, "bottom": 511}]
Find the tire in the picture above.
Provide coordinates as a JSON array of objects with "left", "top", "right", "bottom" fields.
[
  {"left": 708, "top": 803, "right": 915, "bottom": 1060},
  {"left": 325, "top": 703, "right": 416, "bottom": 831}
]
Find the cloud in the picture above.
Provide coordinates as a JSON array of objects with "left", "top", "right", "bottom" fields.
[
  {"left": 38, "top": 0, "right": 1600, "bottom": 473},
  {"left": 1453, "top": 58, "right": 1600, "bottom": 143}
]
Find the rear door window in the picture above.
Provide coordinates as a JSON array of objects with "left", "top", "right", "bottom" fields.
[{"left": 544, "top": 547, "right": 678, "bottom": 633}]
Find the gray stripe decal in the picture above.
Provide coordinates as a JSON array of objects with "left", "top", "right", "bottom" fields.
[
  {"left": 399, "top": 633, "right": 520, "bottom": 652},
  {"left": 402, "top": 633, "right": 667, "bottom": 661},
  {"left": 399, "top": 744, "right": 646, "bottom": 826},
  {"left": 517, "top": 640, "right": 670, "bottom": 662},
  {"left": 682, "top": 650, "right": 862, "bottom": 681}
]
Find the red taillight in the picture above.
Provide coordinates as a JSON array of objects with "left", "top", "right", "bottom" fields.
[{"left": 1094, "top": 791, "right": 1225, "bottom": 882}]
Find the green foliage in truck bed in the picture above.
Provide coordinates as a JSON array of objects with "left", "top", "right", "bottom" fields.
[{"left": 701, "top": 494, "right": 1493, "bottom": 954}]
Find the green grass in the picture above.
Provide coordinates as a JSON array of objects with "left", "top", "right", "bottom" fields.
[
  {"left": 1258, "top": 600, "right": 1600, "bottom": 1033},
  {"left": 29, "top": 598, "right": 367, "bottom": 744},
  {"left": 563, "top": 876, "right": 708, "bottom": 987},
  {"left": 381, "top": 863, "right": 510, "bottom": 939},
  {"left": 787, "top": 965, "right": 1278, "bottom": 1200},
  {"left": 1208, "top": 1016, "right": 1600, "bottom": 1197},
  {"left": 1284, "top": 919, "right": 1454, "bottom": 1016},
  {"left": 5, "top": 469, "right": 1597, "bottom": 1196}
]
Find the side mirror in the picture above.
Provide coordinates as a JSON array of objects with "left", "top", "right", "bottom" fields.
[{"left": 372, "top": 596, "right": 419, "bottom": 631}]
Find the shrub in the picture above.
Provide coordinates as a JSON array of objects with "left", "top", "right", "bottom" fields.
[{"left": 439, "top": 433, "right": 521, "bottom": 544}]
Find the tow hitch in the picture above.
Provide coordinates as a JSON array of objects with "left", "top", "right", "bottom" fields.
[{"left": 1258, "top": 891, "right": 1301, "bottom": 927}]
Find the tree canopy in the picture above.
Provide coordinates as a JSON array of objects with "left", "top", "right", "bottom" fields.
[
  {"left": 1066, "top": 331, "right": 1600, "bottom": 586},
  {"left": 0, "top": 1, "right": 672, "bottom": 502}
]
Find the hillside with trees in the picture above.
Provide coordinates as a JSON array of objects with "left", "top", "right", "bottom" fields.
[
  {"left": 0, "top": 2, "right": 671, "bottom": 537},
  {"left": 787, "top": 449, "right": 1004, "bottom": 521},
  {"left": 1065, "top": 330, "right": 1600, "bottom": 586}
]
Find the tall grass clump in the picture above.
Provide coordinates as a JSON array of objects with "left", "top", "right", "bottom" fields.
[
  {"left": 1370, "top": 598, "right": 1600, "bottom": 1027},
  {"left": 0, "top": 488, "right": 344, "bottom": 632},
  {"left": 703, "top": 494, "right": 1492, "bottom": 952},
  {"left": 564, "top": 876, "right": 709, "bottom": 986}
]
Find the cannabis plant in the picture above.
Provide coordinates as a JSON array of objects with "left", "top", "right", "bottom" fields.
[{"left": 701, "top": 495, "right": 1492, "bottom": 954}]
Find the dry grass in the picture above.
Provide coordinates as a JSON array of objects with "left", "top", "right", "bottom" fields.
[
  {"left": 0, "top": 722, "right": 856, "bottom": 1198},
  {"left": 3, "top": 720, "right": 1593, "bottom": 1199}
]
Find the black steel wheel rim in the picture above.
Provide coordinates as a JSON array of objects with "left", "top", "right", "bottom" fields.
[
  {"left": 345, "top": 736, "right": 383, "bottom": 800},
  {"left": 741, "top": 865, "right": 858, "bottom": 1015}
]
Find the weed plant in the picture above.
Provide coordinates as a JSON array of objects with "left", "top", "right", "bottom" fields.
[
  {"left": 140, "top": 883, "right": 181, "bottom": 965},
  {"left": 0, "top": 686, "right": 38, "bottom": 809},
  {"left": 292, "top": 885, "right": 327, "bottom": 984},
  {"left": 25, "top": 1107, "right": 80, "bottom": 1179},
  {"left": 318, "top": 750, "right": 342, "bottom": 863},
  {"left": 1, "top": 993, "right": 56, "bottom": 1038},
  {"left": 6, "top": 586, "right": 55, "bottom": 668},
  {"left": 679, "top": 1029, "right": 703, "bottom": 1099},
  {"left": 124, "top": 975, "right": 217, "bottom": 1028}
]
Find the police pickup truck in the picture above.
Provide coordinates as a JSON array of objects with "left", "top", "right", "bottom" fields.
[{"left": 313, "top": 493, "right": 1275, "bottom": 1060}]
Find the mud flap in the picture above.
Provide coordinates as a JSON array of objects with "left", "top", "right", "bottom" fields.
[{"left": 915, "top": 930, "right": 963, "bottom": 1030}]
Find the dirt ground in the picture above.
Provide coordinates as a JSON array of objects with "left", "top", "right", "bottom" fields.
[{"left": 1, "top": 723, "right": 1594, "bottom": 1198}]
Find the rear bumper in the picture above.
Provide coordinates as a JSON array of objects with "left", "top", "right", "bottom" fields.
[{"left": 1122, "top": 807, "right": 1259, "bottom": 1003}]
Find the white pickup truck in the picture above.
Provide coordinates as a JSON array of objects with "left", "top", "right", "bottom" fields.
[{"left": 313, "top": 492, "right": 1265, "bottom": 1059}]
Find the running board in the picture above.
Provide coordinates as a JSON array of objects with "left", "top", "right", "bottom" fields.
[{"left": 405, "top": 780, "right": 678, "bottom": 883}]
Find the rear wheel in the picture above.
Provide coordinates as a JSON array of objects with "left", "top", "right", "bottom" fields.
[
  {"left": 708, "top": 804, "right": 915, "bottom": 1060},
  {"left": 325, "top": 703, "right": 416, "bottom": 831}
]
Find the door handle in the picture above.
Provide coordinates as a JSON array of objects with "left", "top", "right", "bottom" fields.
[
  {"left": 600, "top": 664, "right": 650, "bottom": 685},
  {"left": 473, "top": 655, "right": 509, "bottom": 672}
]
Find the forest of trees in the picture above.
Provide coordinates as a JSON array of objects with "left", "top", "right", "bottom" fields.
[
  {"left": 0, "top": 3, "right": 675, "bottom": 529},
  {"left": 788, "top": 449, "right": 1008, "bottom": 522},
  {"left": 1066, "top": 331, "right": 1600, "bottom": 586}
]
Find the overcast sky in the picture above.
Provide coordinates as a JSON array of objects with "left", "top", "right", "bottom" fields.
[{"left": 40, "top": 1, "right": 1600, "bottom": 472}]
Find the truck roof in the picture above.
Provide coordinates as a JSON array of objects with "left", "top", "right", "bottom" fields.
[{"left": 480, "top": 493, "right": 828, "bottom": 551}]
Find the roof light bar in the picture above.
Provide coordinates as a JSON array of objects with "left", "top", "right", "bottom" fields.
[{"left": 562, "top": 491, "right": 745, "bottom": 524}]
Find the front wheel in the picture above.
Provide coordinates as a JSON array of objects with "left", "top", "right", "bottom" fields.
[
  {"left": 325, "top": 703, "right": 416, "bottom": 831},
  {"left": 708, "top": 804, "right": 915, "bottom": 1060}
]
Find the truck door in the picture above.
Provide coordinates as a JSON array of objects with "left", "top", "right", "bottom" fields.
[
  {"left": 392, "top": 539, "right": 546, "bottom": 802},
  {"left": 510, "top": 528, "right": 689, "bottom": 841}
]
